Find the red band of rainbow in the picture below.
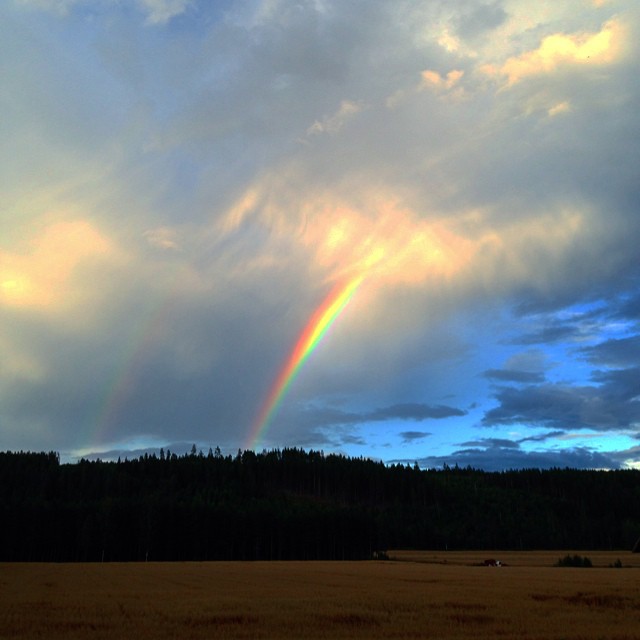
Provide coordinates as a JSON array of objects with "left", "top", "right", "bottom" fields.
[{"left": 245, "top": 275, "right": 364, "bottom": 450}]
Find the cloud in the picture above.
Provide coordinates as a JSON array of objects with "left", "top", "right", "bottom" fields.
[
  {"left": 484, "top": 350, "right": 551, "bottom": 384},
  {"left": 590, "top": 366, "right": 640, "bottom": 401},
  {"left": 143, "top": 227, "right": 181, "bottom": 251},
  {"left": 454, "top": 2, "right": 507, "bottom": 40},
  {"left": 411, "top": 445, "right": 623, "bottom": 472},
  {"left": 547, "top": 101, "right": 572, "bottom": 117},
  {"left": 306, "top": 100, "right": 365, "bottom": 136},
  {"left": 216, "top": 166, "right": 614, "bottom": 321},
  {"left": 292, "top": 402, "right": 467, "bottom": 430},
  {"left": 395, "top": 432, "right": 629, "bottom": 472},
  {"left": 421, "top": 69, "right": 465, "bottom": 96},
  {"left": 512, "top": 324, "right": 582, "bottom": 345},
  {"left": 612, "top": 290, "right": 640, "bottom": 320},
  {"left": 0, "top": 219, "right": 119, "bottom": 312},
  {"left": 460, "top": 437, "right": 520, "bottom": 450},
  {"left": 399, "top": 431, "right": 431, "bottom": 443},
  {"left": 16, "top": 0, "right": 191, "bottom": 23},
  {"left": 483, "top": 19, "right": 626, "bottom": 85},
  {"left": 15, "top": 0, "right": 79, "bottom": 14},
  {"left": 365, "top": 403, "right": 467, "bottom": 422},
  {"left": 137, "top": 0, "right": 191, "bottom": 24},
  {"left": 579, "top": 335, "right": 640, "bottom": 367},
  {"left": 483, "top": 367, "right": 640, "bottom": 431},
  {"left": 518, "top": 430, "right": 567, "bottom": 444},
  {"left": 484, "top": 369, "right": 546, "bottom": 384},
  {"left": 218, "top": 180, "right": 478, "bottom": 290},
  {"left": 0, "top": 332, "right": 46, "bottom": 383}
]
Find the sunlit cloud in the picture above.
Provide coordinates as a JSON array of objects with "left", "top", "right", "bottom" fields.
[
  {"left": 0, "top": 218, "right": 117, "bottom": 311},
  {"left": 437, "top": 28, "right": 461, "bottom": 53},
  {"left": 459, "top": 209, "right": 586, "bottom": 295},
  {"left": 548, "top": 101, "right": 572, "bottom": 117},
  {"left": 483, "top": 19, "right": 625, "bottom": 85},
  {"left": 303, "top": 202, "right": 474, "bottom": 287},
  {"left": 218, "top": 170, "right": 594, "bottom": 311},
  {"left": 219, "top": 181, "right": 476, "bottom": 291},
  {"left": 420, "top": 69, "right": 465, "bottom": 100}
]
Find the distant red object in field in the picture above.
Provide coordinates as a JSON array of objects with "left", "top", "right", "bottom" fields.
[{"left": 483, "top": 559, "right": 502, "bottom": 566}]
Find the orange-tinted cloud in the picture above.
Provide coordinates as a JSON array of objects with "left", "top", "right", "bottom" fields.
[
  {"left": 300, "top": 199, "right": 474, "bottom": 286},
  {"left": 483, "top": 19, "right": 624, "bottom": 85},
  {"left": 220, "top": 181, "right": 476, "bottom": 292},
  {"left": 219, "top": 174, "right": 588, "bottom": 308},
  {"left": 1, "top": 219, "right": 115, "bottom": 310},
  {"left": 421, "top": 69, "right": 464, "bottom": 91}
]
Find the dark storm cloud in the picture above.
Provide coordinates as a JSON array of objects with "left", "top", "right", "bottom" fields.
[
  {"left": 399, "top": 431, "right": 432, "bottom": 443},
  {"left": 590, "top": 367, "right": 640, "bottom": 401},
  {"left": 365, "top": 403, "right": 467, "bottom": 422},
  {"left": 579, "top": 335, "right": 640, "bottom": 368},
  {"left": 483, "top": 369, "right": 546, "bottom": 384},
  {"left": 612, "top": 290, "right": 640, "bottom": 321},
  {"left": 455, "top": 432, "right": 568, "bottom": 449},
  {"left": 459, "top": 437, "right": 519, "bottom": 449},
  {"left": 517, "top": 430, "right": 567, "bottom": 444},
  {"left": 289, "top": 403, "right": 466, "bottom": 431},
  {"left": 511, "top": 324, "right": 581, "bottom": 346},
  {"left": 340, "top": 434, "right": 367, "bottom": 446},
  {"left": 483, "top": 368, "right": 640, "bottom": 431}
]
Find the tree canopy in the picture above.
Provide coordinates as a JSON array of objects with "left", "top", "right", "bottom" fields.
[{"left": 1, "top": 449, "right": 639, "bottom": 561}]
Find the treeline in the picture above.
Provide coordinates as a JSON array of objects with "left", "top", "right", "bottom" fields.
[{"left": 1, "top": 448, "right": 640, "bottom": 561}]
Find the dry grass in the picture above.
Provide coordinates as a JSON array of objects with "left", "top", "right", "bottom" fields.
[
  {"left": 1, "top": 552, "right": 640, "bottom": 639},
  {"left": 389, "top": 549, "right": 640, "bottom": 568}
]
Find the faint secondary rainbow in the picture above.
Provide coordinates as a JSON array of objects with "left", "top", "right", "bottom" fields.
[
  {"left": 89, "top": 273, "right": 182, "bottom": 449},
  {"left": 245, "top": 275, "right": 364, "bottom": 450}
]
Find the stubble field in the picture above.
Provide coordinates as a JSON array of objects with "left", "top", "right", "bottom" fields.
[{"left": 2, "top": 551, "right": 640, "bottom": 639}]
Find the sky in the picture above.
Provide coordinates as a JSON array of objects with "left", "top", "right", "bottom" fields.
[{"left": 2, "top": 0, "right": 640, "bottom": 471}]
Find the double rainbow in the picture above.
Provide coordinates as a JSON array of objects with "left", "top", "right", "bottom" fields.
[{"left": 245, "top": 275, "right": 363, "bottom": 450}]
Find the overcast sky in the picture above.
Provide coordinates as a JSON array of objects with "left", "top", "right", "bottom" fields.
[{"left": 2, "top": 0, "right": 639, "bottom": 470}]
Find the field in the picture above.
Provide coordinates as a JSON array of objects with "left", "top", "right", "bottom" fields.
[{"left": 2, "top": 551, "right": 640, "bottom": 639}]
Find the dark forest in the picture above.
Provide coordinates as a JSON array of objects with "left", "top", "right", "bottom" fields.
[{"left": 2, "top": 448, "right": 639, "bottom": 562}]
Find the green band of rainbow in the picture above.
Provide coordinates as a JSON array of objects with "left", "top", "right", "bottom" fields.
[{"left": 245, "top": 275, "right": 363, "bottom": 450}]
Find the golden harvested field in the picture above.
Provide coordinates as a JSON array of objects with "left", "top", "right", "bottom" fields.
[{"left": 2, "top": 552, "right": 640, "bottom": 639}]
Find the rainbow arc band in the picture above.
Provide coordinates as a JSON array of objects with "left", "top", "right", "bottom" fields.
[{"left": 245, "top": 275, "right": 364, "bottom": 450}]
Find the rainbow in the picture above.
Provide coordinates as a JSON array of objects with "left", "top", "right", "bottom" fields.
[
  {"left": 90, "top": 282, "right": 180, "bottom": 449},
  {"left": 245, "top": 275, "right": 364, "bottom": 450}
]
